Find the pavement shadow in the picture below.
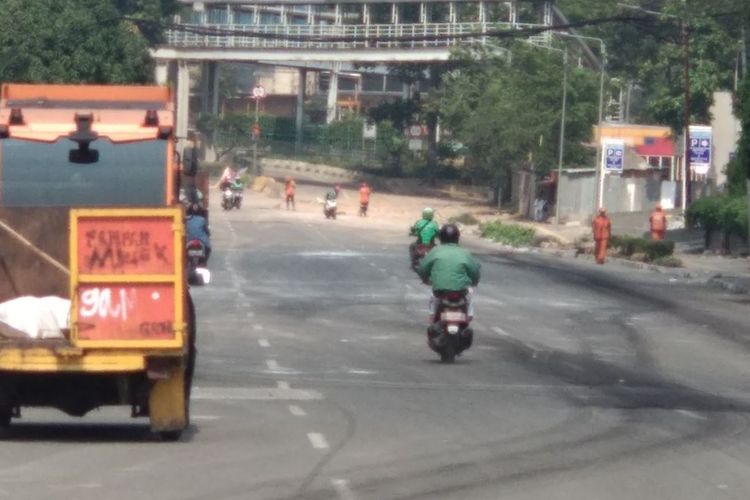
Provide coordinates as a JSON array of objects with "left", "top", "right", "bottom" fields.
[{"left": 0, "top": 422, "right": 198, "bottom": 443}]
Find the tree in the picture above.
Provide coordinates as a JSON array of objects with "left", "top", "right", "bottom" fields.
[
  {"left": 437, "top": 42, "right": 598, "bottom": 196},
  {"left": 0, "top": 0, "right": 176, "bottom": 84}
]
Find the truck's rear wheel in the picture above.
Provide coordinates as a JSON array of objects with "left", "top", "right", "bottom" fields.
[{"left": 160, "top": 430, "right": 182, "bottom": 441}]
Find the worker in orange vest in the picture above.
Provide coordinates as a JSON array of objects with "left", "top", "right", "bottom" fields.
[
  {"left": 358, "top": 181, "right": 371, "bottom": 216},
  {"left": 592, "top": 208, "right": 611, "bottom": 265},
  {"left": 649, "top": 203, "right": 667, "bottom": 240},
  {"left": 284, "top": 176, "right": 296, "bottom": 211}
]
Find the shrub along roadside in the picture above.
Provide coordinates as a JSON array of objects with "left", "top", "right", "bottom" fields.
[
  {"left": 480, "top": 221, "right": 535, "bottom": 247},
  {"left": 686, "top": 195, "right": 749, "bottom": 250},
  {"left": 610, "top": 235, "right": 675, "bottom": 262}
]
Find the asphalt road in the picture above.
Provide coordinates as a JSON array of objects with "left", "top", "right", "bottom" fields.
[{"left": 2, "top": 200, "right": 750, "bottom": 500}]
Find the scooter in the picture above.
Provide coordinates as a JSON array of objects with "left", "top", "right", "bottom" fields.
[
  {"left": 427, "top": 290, "right": 473, "bottom": 363},
  {"left": 410, "top": 243, "right": 433, "bottom": 273},
  {"left": 324, "top": 199, "right": 337, "bottom": 219},
  {"left": 186, "top": 239, "right": 211, "bottom": 286},
  {"left": 221, "top": 185, "right": 243, "bottom": 210}
]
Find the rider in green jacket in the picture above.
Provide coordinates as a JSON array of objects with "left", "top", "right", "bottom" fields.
[{"left": 409, "top": 207, "right": 440, "bottom": 264}]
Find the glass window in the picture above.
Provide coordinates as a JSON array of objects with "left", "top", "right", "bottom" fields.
[
  {"left": 0, "top": 138, "right": 167, "bottom": 207},
  {"left": 207, "top": 7, "right": 228, "bottom": 24}
]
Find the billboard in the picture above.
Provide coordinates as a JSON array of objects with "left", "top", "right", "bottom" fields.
[
  {"left": 689, "top": 125, "right": 712, "bottom": 175},
  {"left": 602, "top": 139, "right": 625, "bottom": 172}
]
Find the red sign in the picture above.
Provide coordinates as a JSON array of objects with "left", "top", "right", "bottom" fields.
[
  {"left": 77, "top": 217, "right": 175, "bottom": 275},
  {"left": 76, "top": 284, "right": 175, "bottom": 341}
]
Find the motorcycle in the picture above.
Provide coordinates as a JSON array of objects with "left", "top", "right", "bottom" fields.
[
  {"left": 221, "top": 184, "right": 243, "bottom": 210},
  {"left": 410, "top": 243, "right": 433, "bottom": 273},
  {"left": 324, "top": 199, "right": 337, "bottom": 219},
  {"left": 427, "top": 290, "right": 473, "bottom": 363},
  {"left": 186, "top": 239, "right": 211, "bottom": 286}
]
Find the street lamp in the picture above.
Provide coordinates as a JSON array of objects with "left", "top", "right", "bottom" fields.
[{"left": 552, "top": 32, "right": 607, "bottom": 215}]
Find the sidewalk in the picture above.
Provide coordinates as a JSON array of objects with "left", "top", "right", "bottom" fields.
[{"left": 519, "top": 218, "right": 750, "bottom": 295}]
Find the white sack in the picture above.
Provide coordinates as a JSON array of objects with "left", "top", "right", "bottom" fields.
[{"left": 0, "top": 296, "right": 71, "bottom": 339}]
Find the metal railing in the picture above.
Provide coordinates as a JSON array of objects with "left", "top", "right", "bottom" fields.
[{"left": 165, "top": 22, "right": 546, "bottom": 50}]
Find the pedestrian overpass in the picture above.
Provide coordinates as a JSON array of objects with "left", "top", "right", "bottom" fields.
[{"left": 151, "top": 0, "right": 554, "bottom": 146}]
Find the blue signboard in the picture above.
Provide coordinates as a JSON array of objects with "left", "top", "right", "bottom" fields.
[
  {"left": 688, "top": 126, "right": 712, "bottom": 175},
  {"left": 602, "top": 140, "right": 625, "bottom": 172}
]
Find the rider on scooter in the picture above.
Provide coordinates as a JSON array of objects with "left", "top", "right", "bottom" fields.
[
  {"left": 409, "top": 207, "right": 440, "bottom": 264},
  {"left": 186, "top": 203, "right": 212, "bottom": 262},
  {"left": 417, "top": 224, "right": 480, "bottom": 337}
]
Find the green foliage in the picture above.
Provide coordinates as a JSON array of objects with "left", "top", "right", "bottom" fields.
[
  {"left": 724, "top": 159, "right": 747, "bottom": 197},
  {"left": 480, "top": 221, "right": 536, "bottom": 247},
  {"left": 558, "top": 0, "right": 747, "bottom": 130},
  {"left": 0, "top": 0, "right": 175, "bottom": 84},
  {"left": 367, "top": 99, "right": 420, "bottom": 132},
  {"left": 738, "top": 75, "right": 750, "bottom": 184},
  {"left": 686, "top": 195, "right": 748, "bottom": 236},
  {"left": 653, "top": 256, "right": 684, "bottom": 267},
  {"left": 448, "top": 213, "right": 480, "bottom": 225},
  {"left": 438, "top": 42, "right": 598, "bottom": 184},
  {"left": 609, "top": 235, "right": 676, "bottom": 260}
]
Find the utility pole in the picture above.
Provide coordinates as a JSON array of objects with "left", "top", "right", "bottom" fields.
[
  {"left": 555, "top": 48, "right": 568, "bottom": 225},
  {"left": 682, "top": 18, "right": 692, "bottom": 209}
]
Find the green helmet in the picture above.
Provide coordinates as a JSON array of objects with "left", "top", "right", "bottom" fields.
[{"left": 422, "top": 207, "right": 434, "bottom": 220}]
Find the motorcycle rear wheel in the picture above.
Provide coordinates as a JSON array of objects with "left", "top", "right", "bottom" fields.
[{"left": 440, "top": 341, "right": 456, "bottom": 363}]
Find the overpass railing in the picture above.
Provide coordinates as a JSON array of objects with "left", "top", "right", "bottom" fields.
[{"left": 165, "top": 22, "right": 547, "bottom": 50}]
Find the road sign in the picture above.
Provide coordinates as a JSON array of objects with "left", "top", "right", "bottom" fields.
[
  {"left": 407, "top": 124, "right": 427, "bottom": 138},
  {"left": 602, "top": 139, "right": 625, "bottom": 172},
  {"left": 689, "top": 125, "right": 712, "bottom": 175},
  {"left": 251, "top": 122, "right": 261, "bottom": 138},
  {"left": 251, "top": 85, "right": 266, "bottom": 99}
]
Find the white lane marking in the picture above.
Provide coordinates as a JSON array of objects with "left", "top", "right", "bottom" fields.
[
  {"left": 258, "top": 339, "right": 270, "bottom": 348},
  {"left": 192, "top": 415, "right": 221, "bottom": 421},
  {"left": 253, "top": 324, "right": 264, "bottom": 332},
  {"left": 676, "top": 410, "right": 707, "bottom": 420},
  {"left": 493, "top": 326, "right": 512, "bottom": 337},
  {"left": 368, "top": 262, "right": 376, "bottom": 267},
  {"left": 193, "top": 387, "right": 323, "bottom": 401},
  {"left": 308, "top": 432, "right": 330, "bottom": 450},
  {"left": 289, "top": 405, "right": 307, "bottom": 417},
  {"left": 266, "top": 359, "right": 280, "bottom": 370},
  {"left": 405, "top": 284, "right": 413, "bottom": 291},
  {"left": 277, "top": 381, "right": 291, "bottom": 390},
  {"left": 246, "top": 311, "right": 256, "bottom": 318},
  {"left": 331, "top": 479, "right": 356, "bottom": 500}
]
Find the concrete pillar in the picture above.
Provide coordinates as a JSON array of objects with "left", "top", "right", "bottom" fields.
[
  {"left": 391, "top": 4, "right": 399, "bottom": 24},
  {"left": 296, "top": 68, "right": 307, "bottom": 146},
  {"left": 200, "top": 62, "right": 210, "bottom": 114},
  {"left": 210, "top": 62, "right": 220, "bottom": 115},
  {"left": 326, "top": 63, "right": 340, "bottom": 124},
  {"left": 155, "top": 61, "right": 169, "bottom": 86},
  {"left": 176, "top": 60, "right": 191, "bottom": 155},
  {"left": 449, "top": 2, "right": 456, "bottom": 23}
]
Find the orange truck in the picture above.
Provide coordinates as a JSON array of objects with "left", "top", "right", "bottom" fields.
[{"left": 0, "top": 84, "right": 196, "bottom": 440}]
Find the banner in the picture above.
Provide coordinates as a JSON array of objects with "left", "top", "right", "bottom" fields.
[
  {"left": 602, "top": 139, "right": 625, "bottom": 172},
  {"left": 689, "top": 125, "right": 712, "bottom": 175}
]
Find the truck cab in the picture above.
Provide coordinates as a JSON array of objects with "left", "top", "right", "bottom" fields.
[{"left": 0, "top": 84, "right": 195, "bottom": 440}]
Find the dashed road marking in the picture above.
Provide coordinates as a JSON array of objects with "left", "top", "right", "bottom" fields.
[
  {"left": 253, "top": 324, "right": 264, "bottom": 332},
  {"left": 307, "top": 432, "right": 330, "bottom": 450},
  {"left": 258, "top": 339, "right": 270, "bottom": 348},
  {"left": 277, "top": 381, "right": 291, "bottom": 390},
  {"left": 676, "top": 409, "right": 707, "bottom": 420},
  {"left": 246, "top": 311, "right": 256, "bottom": 318},
  {"left": 331, "top": 479, "right": 356, "bottom": 500},
  {"left": 493, "top": 326, "right": 512, "bottom": 337},
  {"left": 192, "top": 415, "right": 221, "bottom": 421},
  {"left": 266, "top": 359, "right": 280, "bottom": 370},
  {"left": 289, "top": 405, "right": 307, "bottom": 417}
]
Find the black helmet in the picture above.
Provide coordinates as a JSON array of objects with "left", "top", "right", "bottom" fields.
[{"left": 439, "top": 223, "right": 460, "bottom": 244}]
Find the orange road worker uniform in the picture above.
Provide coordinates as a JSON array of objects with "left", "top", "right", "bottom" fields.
[
  {"left": 649, "top": 204, "right": 667, "bottom": 241},
  {"left": 285, "top": 176, "right": 296, "bottom": 210},
  {"left": 592, "top": 208, "right": 611, "bottom": 265}
]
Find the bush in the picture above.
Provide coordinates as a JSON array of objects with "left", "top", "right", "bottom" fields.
[
  {"left": 653, "top": 256, "right": 683, "bottom": 268},
  {"left": 480, "top": 221, "right": 536, "bottom": 247},
  {"left": 449, "top": 213, "right": 480, "bottom": 225},
  {"left": 610, "top": 235, "right": 675, "bottom": 261},
  {"left": 687, "top": 195, "right": 748, "bottom": 237}
]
